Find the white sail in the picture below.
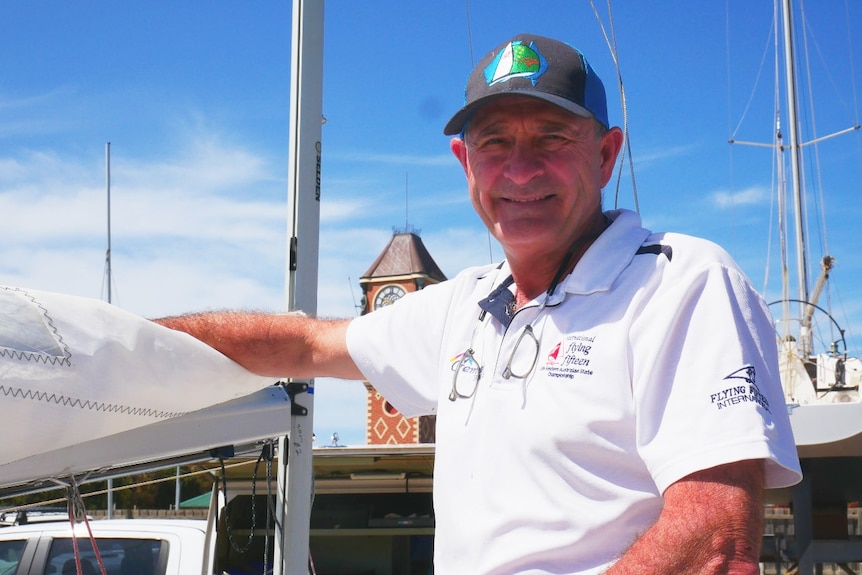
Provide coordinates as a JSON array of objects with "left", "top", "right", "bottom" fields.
[{"left": 0, "top": 286, "right": 282, "bottom": 488}]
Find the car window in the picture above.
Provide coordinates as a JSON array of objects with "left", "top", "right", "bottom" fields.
[
  {"left": 0, "top": 539, "right": 27, "bottom": 575},
  {"left": 45, "top": 538, "right": 165, "bottom": 575}
]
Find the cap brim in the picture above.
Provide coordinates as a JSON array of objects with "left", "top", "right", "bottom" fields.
[{"left": 443, "top": 91, "right": 597, "bottom": 136}]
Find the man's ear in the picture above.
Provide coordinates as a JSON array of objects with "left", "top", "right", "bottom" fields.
[
  {"left": 599, "top": 127, "right": 624, "bottom": 187},
  {"left": 450, "top": 137, "right": 469, "bottom": 173}
]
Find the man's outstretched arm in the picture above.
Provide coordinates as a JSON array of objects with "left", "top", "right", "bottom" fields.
[{"left": 155, "top": 312, "right": 363, "bottom": 380}]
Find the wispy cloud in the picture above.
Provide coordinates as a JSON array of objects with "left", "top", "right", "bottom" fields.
[
  {"left": 0, "top": 128, "right": 290, "bottom": 314},
  {"left": 0, "top": 87, "right": 87, "bottom": 139},
  {"left": 120, "top": 144, "right": 273, "bottom": 195},
  {"left": 329, "top": 150, "right": 453, "bottom": 166},
  {"left": 632, "top": 144, "right": 697, "bottom": 169},
  {"left": 0, "top": 122, "right": 490, "bottom": 325},
  {"left": 710, "top": 185, "right": 769, "bottom": 208},
  {"left": 0, "top": 86, "right": 79, "bottom": 111},
  {"left": 321, "top": 197, "right": 373, "bottom": 223}
]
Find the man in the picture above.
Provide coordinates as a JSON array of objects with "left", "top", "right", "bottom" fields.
[{"left": 158, "top": 34, "right": 801, "bottom": 574}]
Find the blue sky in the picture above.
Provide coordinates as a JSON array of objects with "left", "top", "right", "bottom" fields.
[{"left": 3, "top": 1, "right": 862, "bottom": 445}]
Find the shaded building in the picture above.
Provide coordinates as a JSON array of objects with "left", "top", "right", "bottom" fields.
[{"left": 359, "top": 231, "right": 446, "bottom": 445}]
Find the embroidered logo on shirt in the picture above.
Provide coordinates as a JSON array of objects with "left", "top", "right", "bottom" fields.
[
  {"left": 540, "top": 334, "right": 596, "bottom": 379},
  {"left": 449, "top": 351, "right": 479, "bottom": 373},
  {"left": 710, "top": 366, "right": 771, "bottom": 413},
  {"left": 485, "top": 40, "right": 548, "bottom": 87}
]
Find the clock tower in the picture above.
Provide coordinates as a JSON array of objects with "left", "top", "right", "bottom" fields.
[{"left": 360, "top": 230, "right": 446, "bottom": 445}]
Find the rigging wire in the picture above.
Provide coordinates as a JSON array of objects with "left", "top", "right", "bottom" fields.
[
  {"left": 796, "top": 0, "right": 829, "bottom": 298},
  {"left": 589, "top": 0, "right": 638, "bottom": 213},
  {"left": 725, "top": 0, "right": 783, "bottom": 303},
  {"left": 727, "top": 16, "right": 776, "bottom": 141},
  {"left": 774, "top": 0, "right": 792, "bottom": 325},
  {"left": 463, "top": 0, "right": 496, "bottom": 263},
  {"left": 99, "top": 266, "right": 120, "bottom": 308},
  {"left": 844, "top": 0, "right": 862, "bottom": 356},
  {"left": 797, "top": 0, "right": 862, "bottom": 349},
  {"left": 846, "top": 0, "right": 861, "bottom": 126},
  {"left": 464, "top": 0, "right": 475, "bottom": 68},
  {"left": 798, "top": 3, "right": 841, "bottom": 348},
  {"left": 726, "top": 4, "right": 782, "bottom": 300},
  {"left": 723, "top": 0, "right": 740, "bottom": 258},
  {"left": 799, "top": 2, "right": 862, "bottom": 357},
  {"left": 737, "top": 0, "right": 862, "bottom": 356}
]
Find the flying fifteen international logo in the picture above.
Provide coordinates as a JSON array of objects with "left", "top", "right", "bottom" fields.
[{"left": 711, "top": 366, "right": 771, "bottom": 413}]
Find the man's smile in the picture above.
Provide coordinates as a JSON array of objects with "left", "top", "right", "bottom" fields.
[{"left": 503, "top": 193, "right": 555, "bottom": 203}]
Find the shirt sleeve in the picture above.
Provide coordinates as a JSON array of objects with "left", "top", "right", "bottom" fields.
[
  {"left": 630, "top": 257, "right": 802, "bottom": 492},
  {"left": 346, "top": 280, "right": 456, "bottom": 418}
]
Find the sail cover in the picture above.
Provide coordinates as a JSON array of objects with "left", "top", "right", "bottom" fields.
[{"left": 0, "top": 285, "right": 280, "bottom": 486}]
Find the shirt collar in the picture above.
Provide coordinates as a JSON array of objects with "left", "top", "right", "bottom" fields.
[
  {"left": 558, "top": 208, "right": 651, "bottom": 297},
  {"left": 475, "top": 209, "right": 651, "bottom": 309}
]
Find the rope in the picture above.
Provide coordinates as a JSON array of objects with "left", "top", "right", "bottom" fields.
[
  {"left": 67, "top": 493, "right": 84, "bottom": 575},
  {"left": 60, "top": 476, "right": 108, "bottom": 575},
  {"left": 218, "top": 440, "right": 278, "bottom": 574},
  {"left": 219, "top": 456, "right": 256, "bottom": 555}
]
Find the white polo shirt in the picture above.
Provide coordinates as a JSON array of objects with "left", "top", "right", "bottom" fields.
[{"left": 346, "top": 209, "right": 801, "bottom": 575}]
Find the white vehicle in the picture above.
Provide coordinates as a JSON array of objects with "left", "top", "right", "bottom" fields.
[
  {"left": 0, "top": 519, "right": 213, "bottom": 575},
  {"left": 0, "top": 445, "right": 437, "bottom": 575}
]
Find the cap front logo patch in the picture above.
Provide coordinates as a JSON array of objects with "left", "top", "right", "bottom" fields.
[{"left": 484, "top": 40, "right": 548, "bottom": 86}]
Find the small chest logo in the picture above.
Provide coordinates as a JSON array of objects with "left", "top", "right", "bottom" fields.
[{"left": 540, "top": 335, "right": 596, "bottom": 380}]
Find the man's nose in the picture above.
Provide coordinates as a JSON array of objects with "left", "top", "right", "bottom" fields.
[{"left": 503, "top": 141, "right": 543, "bottom": 185}]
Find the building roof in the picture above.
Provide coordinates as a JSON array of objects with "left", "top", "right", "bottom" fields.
[{"left": 360, "top": 232, "right": 447, "bottom": 284}]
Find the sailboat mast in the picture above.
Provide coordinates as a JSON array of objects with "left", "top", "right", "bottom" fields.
[
  {"left": 105, "top": 141, "right": 114, "bottom": 516},
  {"left": 105, "top": 142, "right": 112, "bottom": 305},
  {"left": 273, "top": 1, "right": 323, "bottom": 573},
  {"left": 780, "top": 0, "right": 809, "bottom": 306}
]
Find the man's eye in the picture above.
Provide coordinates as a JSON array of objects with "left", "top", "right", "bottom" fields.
[{"left": 474, "top": 137, "right": 507, "bottom": 149}]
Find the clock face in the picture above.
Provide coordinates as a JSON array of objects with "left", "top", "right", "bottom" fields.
[{"left": 373, "top": 284, "right": 407, "bottom": 309}]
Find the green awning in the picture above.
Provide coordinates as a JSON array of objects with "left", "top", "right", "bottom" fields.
[{"left": 179, "top": 491, "right": 211, "bottom": 508}]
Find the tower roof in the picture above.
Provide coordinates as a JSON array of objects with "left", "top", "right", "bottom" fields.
[{"left": 360, "top": 232, "right": 447, "bottom": 284}]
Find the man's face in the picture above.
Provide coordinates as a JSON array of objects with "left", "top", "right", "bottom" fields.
[{"left": 451, "top": 97, "right": 621, "bottom": 260}]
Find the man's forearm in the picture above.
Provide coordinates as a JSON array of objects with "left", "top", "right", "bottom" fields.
[
  {"left": 603, "top": 460, "right": 764, "bottom": 575},
  {"left": 155, "top": 312, "right": 358, "bottom": 379}
]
